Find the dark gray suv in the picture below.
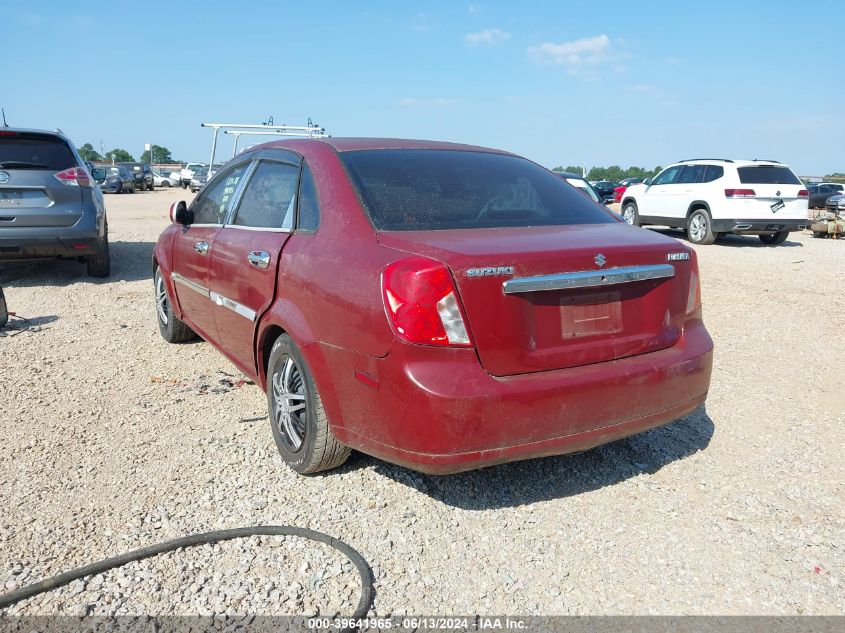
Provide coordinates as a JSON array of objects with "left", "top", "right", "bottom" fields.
[{"left": 0, "top": 128, "right": 110, "bottom": 277}]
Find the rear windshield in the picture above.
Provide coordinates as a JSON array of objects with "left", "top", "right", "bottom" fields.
[
  {"left": 0, "top": 133, "right": 75, "bottom": 170},
  {"left": 737, "top": 166, "right": 801, "bottom": 185},
  {"left": 340, "top": 150, "right": 615, "bottom": 231}
]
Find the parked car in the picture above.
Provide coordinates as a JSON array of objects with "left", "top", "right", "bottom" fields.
[
  {"left": 619, "top": 159, "right": 809, "bottom": 245},
  {"left": 180, "top": 162, "right": 206, "bottom": 188},
  {"left": 189, "top": 167, "right": 208, "bottom": 192},
  {"left": 555, "top": 171, "right": 602, "bottom": 204},
  {"left": 808, "top": 182, "right": 844, "bottom": 209},
  {"left": 119, "top": 162, "right": 154, "bottom": 191},
  {"left": 592, "top": 180, "right": 619, "bottom": 203},
  {"left": 153, "top": 138, "right": 713, "bottom": 474},
  {"left": 152, "top": 170, "right": 175, "bottom": 187},
  {"left": 614, "top": 177, "right": 647, "bottom": 203},
  {"left": 0, "top": 127, "right": 110, "bottom": 276},
  {"left": 93, "top": 165, "right": 135, "bottom": 193}
]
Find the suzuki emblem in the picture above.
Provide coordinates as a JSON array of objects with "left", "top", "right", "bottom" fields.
[{"left": 595, "top": 253, "right": 607, "bottom": 268}]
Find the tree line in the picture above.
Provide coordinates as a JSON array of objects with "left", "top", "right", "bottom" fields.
[
  {"left": 552, "top": 165, "right": 662, "bottom": 181},
  {"left": 76, "top": 143, "right": 178, "bottom": 165}
]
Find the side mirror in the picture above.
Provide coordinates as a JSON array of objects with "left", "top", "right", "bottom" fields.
[
  {"left": 169, "top": 201, "right": 192, "bottom": 225},
  {"left": 643, "top": 178, "right": 652, "bottom": 186}
]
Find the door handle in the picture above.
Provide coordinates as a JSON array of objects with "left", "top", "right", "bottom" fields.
[
  {"left": 247, "top": 251, "right": 271, "bottom": 269},
  {"left": 194, "top": 241, "right": 209, "bottom": 255}
]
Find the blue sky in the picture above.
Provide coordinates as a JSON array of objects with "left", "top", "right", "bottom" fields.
[{"left": 3, "top": 1, "right": 843, "bottom": 175}]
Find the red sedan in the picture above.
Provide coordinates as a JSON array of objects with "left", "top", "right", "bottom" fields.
[{"left": 153, "top": 139, "right": 713, "bottom": 474}]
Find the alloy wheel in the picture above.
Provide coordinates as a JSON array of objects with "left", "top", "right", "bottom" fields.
[
  {"left": 155, "top": 273, "right": 169, "bottom": 325},
  {"left": 272, "top": 356, "right": 308, "bottom": 452},
  {"left": 690, "top": 214, "right": 707, "bottom": 242},
  {"left": 622, "top": 205, "right": 636, "bottom": 225}
]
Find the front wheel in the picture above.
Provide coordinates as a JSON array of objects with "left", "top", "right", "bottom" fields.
[
  {"left": 687, "top": 209, "right": 716, "bottom": 245},
  {"left": 154, "top": 268, "right": 195, "bottom": 343},
  {"left": 759, "top": 231, "right": 789, "bottom": 245},
  {"left": 621, "top": 201, "right": 639, "bottom": 226},
  {"left": 267, "top": 334, "right": 350, "bottom": 474}
]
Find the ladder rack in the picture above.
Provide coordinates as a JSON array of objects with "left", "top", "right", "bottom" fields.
[{"left": 200, "top": 119, "right": 327, "bottom": 169}]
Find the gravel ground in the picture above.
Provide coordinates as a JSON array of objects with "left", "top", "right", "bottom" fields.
[{"left": 0, "top": 189, "right": 842, "bottom": 616}]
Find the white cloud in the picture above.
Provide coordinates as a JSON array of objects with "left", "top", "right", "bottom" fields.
[
  {"left": 465, "top": 28, "right": 510, "bottom": 47},
  {"left": 527, "top": 34, "right": 611, "bottom": 67},
  {"left": 468, "top": 3, "right": 480, "bottom": 14}
]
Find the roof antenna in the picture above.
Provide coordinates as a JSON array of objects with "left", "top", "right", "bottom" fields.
[
  {"left": 263, "top": 115, "right": 273, "bottom": 126},
  {"left": 1, "top": 109, "right": 8, "bottom": 128}
]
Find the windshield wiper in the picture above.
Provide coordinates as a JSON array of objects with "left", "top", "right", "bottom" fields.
[{"left": 0, "top": 161, "right": 51, "bottom": 169}]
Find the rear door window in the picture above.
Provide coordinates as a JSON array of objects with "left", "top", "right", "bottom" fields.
[
  {"left": 232, "top": 161, "right": 299, "bottom": 229},
  {"left": 340, "top": 150, "right": 614, "bottom": 231},
  {"left": 191, "top": 163, "right": 249, "bottom": 225},
  {"left": 737, "top": 166, "right": 801, "bottom": 185},
  {"left": 678, "top": 165, "right": 706, "bottom": 184},
  {"left": 0, "top": 133, "right": 75, "bottom": 170}
]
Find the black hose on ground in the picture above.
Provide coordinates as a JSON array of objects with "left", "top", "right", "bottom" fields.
[{"left": 0, "top": 525, "right": 374, "bottom": 617}]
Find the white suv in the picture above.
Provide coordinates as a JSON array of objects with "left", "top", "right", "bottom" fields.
[{"left": 619, "top": 159, "right": 809, "bottom": 245}]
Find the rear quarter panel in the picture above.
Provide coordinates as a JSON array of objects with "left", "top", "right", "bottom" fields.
[{"left": 256, "top": 143, "right": 397, "bottom": 395}]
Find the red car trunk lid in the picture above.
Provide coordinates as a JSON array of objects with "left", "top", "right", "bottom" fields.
[{"left": 378, "top": 223, "right": 691, "bottom": 376}]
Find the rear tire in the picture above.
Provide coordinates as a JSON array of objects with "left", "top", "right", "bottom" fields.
[
  {"left": 621, "top": 201, "right": 639, "bottom": 226},
  {"left": 759, "top": 231, "right": 789, "bottom": 245},
  {"left": 86, "top": 225, "right": 111, "bottom": 278},
  {"left": 687, "top": 208, "right": 716, "bottom": 245},
  {"left": 267, "top": 334, "right": 350, "bottom": 474},
  {"left": 154, "top": 268, "right": 196, "bottom": 343}
]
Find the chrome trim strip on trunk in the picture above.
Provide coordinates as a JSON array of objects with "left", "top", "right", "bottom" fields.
[
  {"left": 210, "top": 291, "right": 257, "bottom": 322},
  {"left": 171, "top": 272, "right": 209, "bottom": 297},
  {"left": 502, "top": 264, "right": 676, "bottom": 294}
]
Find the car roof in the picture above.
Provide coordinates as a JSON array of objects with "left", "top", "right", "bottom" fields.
[
  {"left": 672, "top": 158, "right": 790, "bottom": 168},
  {"left": 248, "top": 137, "right": 516, "bottom": 156},
  {"left": 556, "top": 171, "right": 584, "bottom": 179}
]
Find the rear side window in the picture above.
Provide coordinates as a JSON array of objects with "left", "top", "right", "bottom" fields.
[
  {"left": 191, "top": 163, "right": 248, "bottom": 225},
  {"left": 233, "top": 161, "right": 299, "bottom": 229},
  {"left": 297, "top": 163, "right": 320, "bottom": 232},
  {"left": 737, "top": 166, "right": 801, "bottom": 185},
  {"left": 703, "top": 166, "right": 724, "bottom": 182},
  {"left": 0, "top": 133, "right": 75, "bottom": 170},
  {"left": 340, "top": 150, "right": 614, "bottom": 231}
]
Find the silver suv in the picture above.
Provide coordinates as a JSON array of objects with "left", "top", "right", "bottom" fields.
[{"left": 0, "top": 128, "right": 109, "bottom": 276}]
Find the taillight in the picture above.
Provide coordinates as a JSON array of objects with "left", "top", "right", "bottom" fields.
[
  {"left": 798, "top": 189, "right": 809, "bottom": 198},
  {"left": 54, "top": 167, "right": 93, "bottom": 188},
  {"left": 686, "top": 252, "right": 702, "bottom": 318},
  {"left": 724, "top": 188, "right": 756, "bottom": 198},
  {"left": 381, "top": 256, "right": 473, "bottom": 347}
]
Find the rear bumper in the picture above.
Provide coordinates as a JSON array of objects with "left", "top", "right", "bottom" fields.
[
  {"left": 323, "top": 321, "right": 714, "bottom": 474},
  {"left": 0, "top": 234, "right": 102, "bottom": 259},
  {"left": 711, "top": 218, "right": 807, "bottom": 233}
]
